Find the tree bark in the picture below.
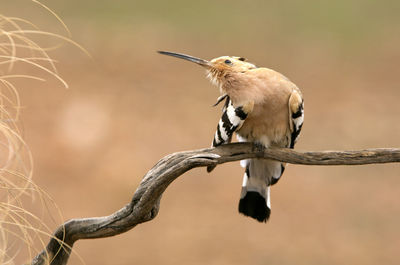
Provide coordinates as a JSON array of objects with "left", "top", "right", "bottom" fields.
[{"left": 31, "top": 143, "right": 400, "bottom": 265}]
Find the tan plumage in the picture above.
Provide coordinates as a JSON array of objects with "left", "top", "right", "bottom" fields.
[
  {"left": 207, "top": 56, "right": 302, "bottom": 148},
  {"left": 159, "top": 51, "right": 304, "bottom": 222}
]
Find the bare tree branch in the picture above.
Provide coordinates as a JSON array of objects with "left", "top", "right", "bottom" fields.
[{"left": 31, "top": 143, "right": 400, "bottom": 265}]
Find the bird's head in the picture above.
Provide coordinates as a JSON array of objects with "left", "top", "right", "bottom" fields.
[{"left": 158, "top": 51, "right": 256, "bottom": 89}]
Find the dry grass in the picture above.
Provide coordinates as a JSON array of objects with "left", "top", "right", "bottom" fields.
[{"left": 0, "top": 2, "right": 86, "bottom": 264}]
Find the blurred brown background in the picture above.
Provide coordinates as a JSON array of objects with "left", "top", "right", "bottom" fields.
[{"left": 4, "top": 0, "right": 400, "bottom": 264}]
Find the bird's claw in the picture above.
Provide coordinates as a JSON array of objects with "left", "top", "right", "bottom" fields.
[
  {"left": 253, "top": 142, "right": 265, "bottom": 153},
  {"left": 206, "top": 165, "right": 217, "bottom": 173}
]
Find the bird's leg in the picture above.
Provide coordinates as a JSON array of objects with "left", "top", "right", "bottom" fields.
[{"left": 252, "top": 142, "right": 266, "bottom": 156}]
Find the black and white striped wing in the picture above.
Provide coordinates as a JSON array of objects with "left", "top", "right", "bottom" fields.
[
  {"left": 212, "top": 97, "right": 250, "bottom": 147},
  {"left": 289, "top": 98, "right": 304, "bottom": 149}
]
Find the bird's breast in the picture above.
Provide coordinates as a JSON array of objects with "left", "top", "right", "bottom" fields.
[
  {"left": 237, "top": 101, "right": 290, "bottom": 147},
  {"left": 229, "top": 68, "right": 297, "bottom": 147}
]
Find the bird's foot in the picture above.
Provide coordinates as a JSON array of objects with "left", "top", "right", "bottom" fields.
[
  {"left": 206, "top": 165, "right": 217, "bottom": 173},
  {"left": 252, "top": 142, "right": 266, "bottom": 155}
]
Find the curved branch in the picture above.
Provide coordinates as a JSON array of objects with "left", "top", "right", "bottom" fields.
[{"left": 31, "top": 143, "right": 400, "bottom": 265}]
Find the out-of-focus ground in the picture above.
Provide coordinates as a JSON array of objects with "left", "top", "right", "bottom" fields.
[{"left": 3, "top": 0, "right": 400, "bottom": 264}]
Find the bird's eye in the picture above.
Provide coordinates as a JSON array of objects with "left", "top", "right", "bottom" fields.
[
  {"left": 238, "top": 57, "right": 246, "bottom": 61},
  {"left": 224, "top": 59, "right": 232, "bottom": 65}
]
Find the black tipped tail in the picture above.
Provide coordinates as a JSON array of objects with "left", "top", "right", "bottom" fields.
[{"left": 238, "top": 191, "right": 270, "bottom": 222}]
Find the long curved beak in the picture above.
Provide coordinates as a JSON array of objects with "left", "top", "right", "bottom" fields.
[{"left": 158, "top": 51, "right": 210, "bottom": 68}]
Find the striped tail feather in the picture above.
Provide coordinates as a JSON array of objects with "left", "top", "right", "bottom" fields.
[{"left": 238, "top": 159, "right": 284, "bottom": 222}]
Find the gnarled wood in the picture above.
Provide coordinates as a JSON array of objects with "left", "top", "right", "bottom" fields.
[{"left": 31, "top": 143, "right": 400, "bottom": 265}]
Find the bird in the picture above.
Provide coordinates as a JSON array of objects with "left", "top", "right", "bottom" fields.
[{"left": 158, "top": 51, "right": 304, "bottom": 223}]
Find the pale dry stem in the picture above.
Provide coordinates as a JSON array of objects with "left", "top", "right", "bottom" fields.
[{"left": 0, "top": 2, "right": 86, "bottom": 264}]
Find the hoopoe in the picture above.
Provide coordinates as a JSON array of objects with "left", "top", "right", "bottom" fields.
[{"left": 159, "top": 51, "right": 304, "bottom": 223}]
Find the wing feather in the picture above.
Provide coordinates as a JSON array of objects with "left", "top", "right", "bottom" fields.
[
  {"left": 288, "top": 90, "right": 304, "bottom": 148},
  {"left": 212, "top": 96, "right": 253, "bottom": 147}
]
